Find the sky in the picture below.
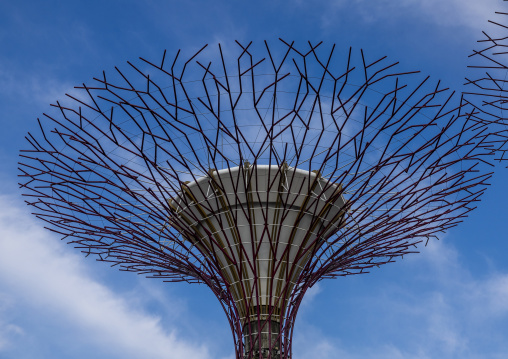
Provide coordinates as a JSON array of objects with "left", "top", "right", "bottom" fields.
[{"left": 0, "top": 1, "right": 507, "bottom": 358}]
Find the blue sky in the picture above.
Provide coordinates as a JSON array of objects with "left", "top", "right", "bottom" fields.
[{"left": 1, "top": 1, "right": 508, "bottom": 358}]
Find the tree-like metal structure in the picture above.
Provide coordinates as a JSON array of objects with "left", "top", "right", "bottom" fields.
[
  {"left": 464, "top": 9, "right": 508, "bottom": 163},
  {"left": 20, "top": 41, "right": 495, "bottom": 358}
]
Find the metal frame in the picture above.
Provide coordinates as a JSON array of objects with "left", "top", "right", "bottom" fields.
[
  {"left": 19, "top": 40, "right": 497, "bottom": 358},
  {"left": 464, "top": 9, "right": 508, "bottom": 163}
]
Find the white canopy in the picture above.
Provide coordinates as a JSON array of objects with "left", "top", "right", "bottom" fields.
[{"left": 169, "top": 164, "right": 346, "bottom": 323}]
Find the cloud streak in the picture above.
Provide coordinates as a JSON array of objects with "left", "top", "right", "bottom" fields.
[
  {"left": 320, "top": 0, "right": 500, "bottom": 31},
  {"left": 292, "top": 238, "right": 508, "bottom": 359},
  {"left": 0, "top": 194, "right": 209, "bottom": 359}
]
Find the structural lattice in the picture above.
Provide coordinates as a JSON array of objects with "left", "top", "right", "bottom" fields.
[
  {"left": 464, "top": 9, "right": 508, "bottom": 163},
  {"left": 20, "top": 41, "right": 497, "bottom": 358}
]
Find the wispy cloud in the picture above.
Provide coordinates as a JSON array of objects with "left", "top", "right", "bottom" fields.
[
  {"left": 0, "top": 67, "right": 82, "bottom": 108},
  {"left": 293, "top": 238, "right": 508, "bottom": 359},
  {"left": 320, "top": 0, "right": 500, "bottom": 31},
  {"left": 0, "top": 194, "right": 209, "bottom": 359}
]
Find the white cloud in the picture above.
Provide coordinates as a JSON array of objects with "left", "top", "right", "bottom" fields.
[
  {"left": 292, "top": 238, "right": 508, "bottom": 359},
  {"left": 0, "top": 319, "right": 24, "bottom": 352},
  {"left": 414, "top": 0, "right": 500, "bottom": 29},
  {"left": 321, "top": 0, "right": 501, "bottom": 31},
  {"left": 302, "top": 283, "right": 322, "bottom": 306},
  {"left": 0, "top": 68, "right": 75, "bottom": 107},
  {"left": 0, "top": 194, "right": 209, "bottom": 359}
]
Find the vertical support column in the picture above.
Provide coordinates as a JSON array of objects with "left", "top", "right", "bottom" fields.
[{"left": 243, "top": 319, "right": 281, "bottom": 358}]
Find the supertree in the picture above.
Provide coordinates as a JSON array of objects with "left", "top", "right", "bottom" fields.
[
  {"left": 19, "top": 41, "right": 496, "bottom": 358},
  {"left": 464, "top": 9, "right": 508, "bottom": 163}
]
